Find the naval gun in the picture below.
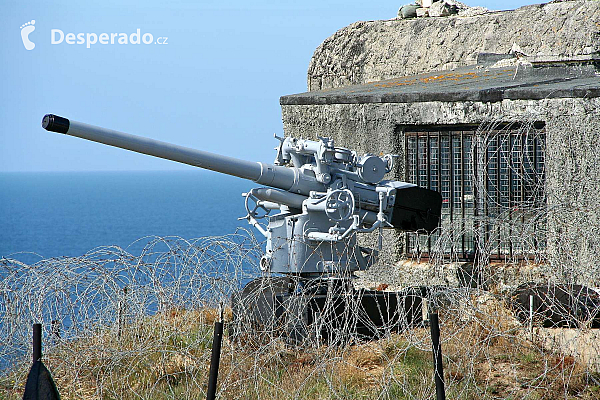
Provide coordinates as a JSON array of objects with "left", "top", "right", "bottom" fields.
[{"left": 42, "top": 114, "right": 442, "bottom": 343}]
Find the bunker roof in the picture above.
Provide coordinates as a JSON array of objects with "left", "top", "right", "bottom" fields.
[{"left": 281, "top": 56, "right": 600, "bottom": 106}]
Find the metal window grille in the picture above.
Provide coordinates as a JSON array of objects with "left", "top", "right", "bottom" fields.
[{"left": 402, "top": 123, "right": 546, "bottom": 261}]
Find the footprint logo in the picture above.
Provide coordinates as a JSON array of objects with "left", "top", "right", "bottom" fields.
[{"left": 20, "top": 20, "right": 36, "bottom": 50}]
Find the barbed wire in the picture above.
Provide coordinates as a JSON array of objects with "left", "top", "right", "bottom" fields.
[
  {"left": 2, "top": 231, "right": 598, "bottom": 399},
  {"left": 1, "top": 109, "right": 600, "bottom": 399}
]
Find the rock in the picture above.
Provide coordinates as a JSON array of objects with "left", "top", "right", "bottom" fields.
[
  {"left": 458, "top": 6, "right": 489, "bottom": 17},
  {"left": 443, "top": 0, "right": 472, "bottom": 12},
  {"left": 416, "top": 7, "right": 430, "bottom": 17},
  {"left": 510, "top": 42, "right": 528, "bottom": 56},
  {"left": 416, "top": 0, "right": 435, "bottom": 6},
  {"left": 398, "top": 4, "right": 420, "bottom": 19},
  {"left": 429, "top": 1, "right": 459, "bottom": 17}
]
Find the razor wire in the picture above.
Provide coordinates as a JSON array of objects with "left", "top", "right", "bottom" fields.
[
  {"left": 1, "top": 109, "right": 600, "bottom": 399},
  {"left": 2, "top": 232, "right": 598, "bottom": 399}
]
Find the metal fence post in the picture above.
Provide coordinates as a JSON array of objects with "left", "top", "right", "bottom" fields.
[
  {"left": 32, "top": 323, "right": 42, "bottom": 363},
  {"left": 207, "top": 304, "right": 224, "bottom": 400},
  {"left": 430, "top": 312, "right": 446, "bottom": 400}
]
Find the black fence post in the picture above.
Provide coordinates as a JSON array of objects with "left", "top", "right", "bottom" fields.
[
  {"left": 430, "top": 312, "right": 446, "bottom": 400},
  {"left": 207, "top": 305, "right": 224, "bottom": 400},
  {"left": 51, "top": 320, "right": 60, "bottom": 339},
  {"left": 32, "top": 323, "right": 42, "bottom": 363}
]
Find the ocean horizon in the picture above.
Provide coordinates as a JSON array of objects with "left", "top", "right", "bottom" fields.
[{"left": 0, "top": 170, "right": 256, "bottom": 263}]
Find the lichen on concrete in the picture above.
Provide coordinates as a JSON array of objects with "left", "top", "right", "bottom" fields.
[
  {"left": 307, "top": 1, "right": 600, "bottom": 91},
  {"left": 281, "top": 0, "right": 600, "bottom": 293}
]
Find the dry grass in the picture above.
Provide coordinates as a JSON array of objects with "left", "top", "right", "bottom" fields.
[{"left": 2, "top": 301, "right": 599, "bottom": 400}]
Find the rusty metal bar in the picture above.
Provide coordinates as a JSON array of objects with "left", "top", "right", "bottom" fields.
[
  {"left": 521, "top": 133, "right": 526, "bottom": 259},
  {"left": 508, "top": 132, "right": 513, "bottom": 260},
  {"left": 485, "top": 136, "right": 490, "bottom": 253},
  {"left": 473, "top": 133, "right": 479, "bottom": 258},
  {"left": 449, "top": 132, "right": 455, "bottom": 257},
  {"left": 405, "top": 131, "right": 410, "bottom": 254},
  {"left": 533, "top": 134, "right": 539, "bottom": 251},
  {"left": 460, "top": 131, "right": 466, "bottom": 258},
  {"left": 415, "top": 132, "right": 420, "bottom": 187},
  {"left": 438, "top": 132, "right": 442, "bottom": 200},
  {"left": 496, "top": 133, "right": 501, "bottom": 260},
  {"left": 427, "top": 131, "right": 432, "bottom": 254}
]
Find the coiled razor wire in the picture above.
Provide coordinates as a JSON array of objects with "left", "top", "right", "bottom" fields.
[
  {"left": 2, "top": 235, "right": 599, "bottom": 398},
  {"left": 1, "top": 107, "right": 600, "bottom": 398},
  {"left": 0, "top": 231, "right": 262, "bottom": 370}
]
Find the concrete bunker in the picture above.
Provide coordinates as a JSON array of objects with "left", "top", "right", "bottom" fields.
[{"left": 280, "top": 0, "right": 600, "bottom": 289}]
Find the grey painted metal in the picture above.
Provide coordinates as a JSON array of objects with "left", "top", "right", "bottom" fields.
[
  {"left": 251, "top": 187, "right": 306, "bottom": 209},
  {"left": 43, "top": 114, "right": 441, "bottom": 277},
  {"left": 67, "top": 120, "right": 262, "bottom": 180},
  {"left": 54, "top": 119, "right": 324, "bottom": 196}
]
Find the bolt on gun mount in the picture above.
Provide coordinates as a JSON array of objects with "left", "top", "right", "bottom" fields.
[{"left": 42, "top": 114, "right": 442, "bottom": 342}]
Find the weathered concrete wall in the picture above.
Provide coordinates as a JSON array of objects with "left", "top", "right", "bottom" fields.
[
  {"left": 544, "top": 100, "right": 600, "bottom": 286},
  {"left": 283, "top": 0, "right": 600, "bottom": 287},
  {"left": 308, "top": 1, "right": 600, "bottom": 91},
  {"left": 281, "top": 97, "right": 600, "bottom": 286}
]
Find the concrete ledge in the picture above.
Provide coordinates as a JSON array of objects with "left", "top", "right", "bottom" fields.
[{"left": 282, "top": 64, "right": 600, "bottom": 105}]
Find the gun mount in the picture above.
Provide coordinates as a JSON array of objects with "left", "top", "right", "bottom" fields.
[{"left": 43, "top": 113, "right": 442, "bottom": 343}]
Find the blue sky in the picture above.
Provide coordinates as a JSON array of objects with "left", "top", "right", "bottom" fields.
[{"left": 1, "top": 0, "right": 542, "bottom": 172}]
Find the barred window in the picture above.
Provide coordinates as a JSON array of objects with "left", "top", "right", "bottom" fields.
[{"left": 402, "top": 123, "right": 546, "bottom": 261}]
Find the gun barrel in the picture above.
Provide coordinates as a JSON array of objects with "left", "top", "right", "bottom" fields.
[{"left": 42, "top": 114, "right": 323, "bottom": 195}]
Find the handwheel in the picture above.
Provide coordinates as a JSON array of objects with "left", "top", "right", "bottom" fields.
[
  {"left": 325, "top": 189, "right": 355, "bottom": 221},
  {"left": 244, "top": 191, "right": 271, "bottom": 220}
]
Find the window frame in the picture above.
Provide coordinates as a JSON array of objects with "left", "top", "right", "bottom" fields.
[{"left": 400, "top": 123, "right": 546, "bottom": 262}]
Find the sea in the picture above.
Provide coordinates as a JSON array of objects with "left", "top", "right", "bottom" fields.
[
  {"left": 0, "top": 171, "right": 260, "bottom": 370},
  {"left": 0, "top": 170, "right": 257, "bottom": 263}
]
